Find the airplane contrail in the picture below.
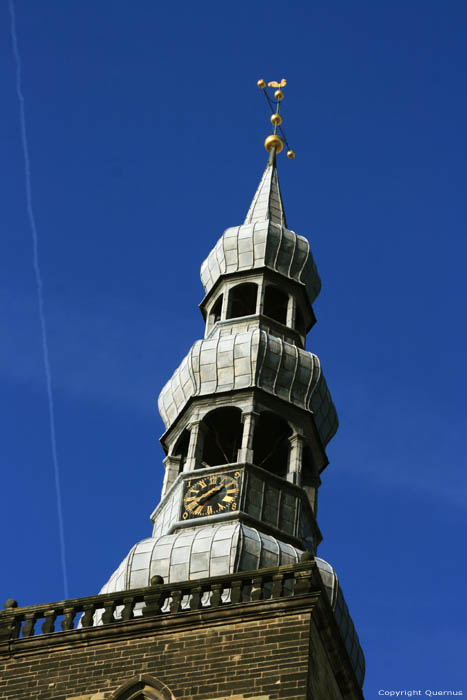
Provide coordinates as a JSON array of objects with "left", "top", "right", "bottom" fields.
[{"left": 8, "top": 0, "right": 69, "bottom": 599}]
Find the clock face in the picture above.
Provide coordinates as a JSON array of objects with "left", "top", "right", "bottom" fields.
[{"left": 182, "top": 471, "right": 241, "bottom": 520}]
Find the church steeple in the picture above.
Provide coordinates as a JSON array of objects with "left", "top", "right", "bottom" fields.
[
  {"left": 243, "top": 156, "right": 287, "bottom": 228},
  {"left": 97, "top": 82, "right": 364, "bottom": 688}
]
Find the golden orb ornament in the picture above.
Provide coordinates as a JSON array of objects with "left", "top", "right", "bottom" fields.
[
  {"left": 270, "top": 113, "right": 283, "bottom": 126},
  {"left": 264, "top": 134, "right": 284, "bottom": 153},
  {"left": 274, "top": 89, "right": 284, "bottom": 101},
  {"left": 257, "top": 79, "right": 266, "bottom": 89},
  {"left": 287, "top": 150, "right": 296, "bottom": 159}
]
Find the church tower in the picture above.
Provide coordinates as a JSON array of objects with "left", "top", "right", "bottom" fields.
[{"left": 0, "top": 82, "right": 366, "bottom": 700}]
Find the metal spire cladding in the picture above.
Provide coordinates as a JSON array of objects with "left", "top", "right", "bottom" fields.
[{"left": 243, "top": 157, "right": 287, "bottom": 228}]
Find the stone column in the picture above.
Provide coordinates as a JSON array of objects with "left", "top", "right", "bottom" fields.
[
  {"left": 256, "top": 279, "right": 264, "bottom": 316},
  {"left": 287, "top": 433, "right": 304, "bottom": 485},
  {"left": 184, "top": 420, "right": 207, "bottom": 472},
  {"left": 286, "top": 295, "right": 296, "bottom": 328},
  {"left": 220, "top": 292, "right": 228, "bottom": 321},
  {"left": 237, "top": 410, "right": 260, "bottom": 463},
  {"left": 162, "top": 455, "right": 182, "bottom": 496}
]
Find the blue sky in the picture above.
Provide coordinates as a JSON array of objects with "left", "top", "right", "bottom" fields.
[{"left": 1, "top": 0, "right": 466, "bottom": 695}]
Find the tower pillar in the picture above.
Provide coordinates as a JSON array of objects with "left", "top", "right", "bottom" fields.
[
  {"left": 286, "top": 294, "right": 296, "bottom": 327},
  {"left": 237, "top": 410, "right": 260, "bottom": 463},
  {"left": 287, "top": 432, "right": 304, "bottom": 485},
  {"left": 162, "top": 455, "right": 182, "bottom": 493},
  {"left": 184, "top": 420, "right": 207, "bottom": 472}
]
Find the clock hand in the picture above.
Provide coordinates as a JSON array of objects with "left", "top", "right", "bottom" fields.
[{"left": 197, "top": 484, "right": 223, "bottom": 504}]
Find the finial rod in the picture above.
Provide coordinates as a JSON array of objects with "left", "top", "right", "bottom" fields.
[{"left": 257, "top": 78, "right": 295, "bottom": 160}]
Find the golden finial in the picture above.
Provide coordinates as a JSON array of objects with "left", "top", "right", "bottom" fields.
[
  {"left": 257, "top": 78, "right": 295, "bottom": 160},
  {"left": 268, "top": 79, "right": 287, "bottom": 88},
  {"left": 265, "top": 135, "right": 284, "bottom": 153}
]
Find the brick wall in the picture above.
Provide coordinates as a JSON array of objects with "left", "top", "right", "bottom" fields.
[{"left": 0, "top": 612, "right": 313, "bottom": 700}]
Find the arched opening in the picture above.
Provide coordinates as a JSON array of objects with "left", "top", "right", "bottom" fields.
[
  {"left": 253, "top": 412, "right": 292, "bottom": 477},
  {"left": 209, "top": 294, "right": 223, "bottom": 326},
  {"left": 110, "top": 674, "right": 175, "bottom": 700},
  {"left": 263, "top": 285, "right": 289, "bottom": 325},
  {"left": 172, "top": 428, "right": 190, "bottom": 472},
  {"left": 227, "top": 283, "right": 257, "bottom": 319},
  {"left": 295, "top": 305, "right": 306, "bottom": 335},
  {"left": 201, "top": 407, "right": 243, "bottom": 467}
]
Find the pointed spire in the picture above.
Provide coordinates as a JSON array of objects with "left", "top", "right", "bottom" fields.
[{"left": 244, "top": 154, "right": 287, "bottom": 228}]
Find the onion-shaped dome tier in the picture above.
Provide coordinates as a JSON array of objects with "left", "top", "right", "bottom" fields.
[
  {"left": 200, "top": 222, "right": 321, "bottom": 307},
  {"left": 100, "top": 523, "right": 364, "bottom": 687},
  {"left": 200, "top": 162, "right": 321, "bottom": 306},
  {"left": 158, "top": 329, "right": 338, "bottom": 446}
]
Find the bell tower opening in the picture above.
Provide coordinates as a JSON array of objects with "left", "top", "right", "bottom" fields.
[
  {"left": 201, "top": 407, "right": 243, "bottom": 467},
  {"left": 209, "top": 294, "right": 223, "bottom": 325},
  {"left": 172, "top": 428, "right": 190, "bottom": 472},
  {"left": 252, "top": 412, "right": 292, "bottom": 477},
  {"left": 227, "top": 282, "right": 258, "bottom": 319},
  {"left": 263, "top": 285, "right": 289, "bottom": 325}
]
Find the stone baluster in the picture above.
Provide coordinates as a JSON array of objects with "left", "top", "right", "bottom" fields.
[
  {"left": 287, "top": 433, "right": 304, "bottom": 485},
  {"left": 61, "top": 607, "right": 76, "bottom": 631},
  {"left": 22, "top": 612, "right": 38, "bottom": 637},
  {"left": 101, "top": 600, "right": 117, "bottom": 625},
  {"left": 121, "top": 597, "right": 135, "bottom": 622},
  {"left": 184, "top": 421, "right": 207, "bottom": 472},
  {"left": 237, "top": 410, "right": 260, "bottom": 463},
  {"left": 41, "top": 609, "right": 57, "bottom": 634},
  {"left": 81, "top": 602, "right": 97, "bottom": 628},
  {"left": 189, "top": 585, "right": 203, "bottom": 611},
  {"left": 250, "top": 576, "right": 263, "bottom": 602},
  {"left": 230, "top": 579, "right": 244, "bottom": 605},
  {"left": 169, "top": 589, "right": 182, "bottom": 614},
  {"left": 271, "top": 573, "right": 285, "bottom": 599},
  {"left": 210, "top": 583, "right": 223, "bottom": 607}
]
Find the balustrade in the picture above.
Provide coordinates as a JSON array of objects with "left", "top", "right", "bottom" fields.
[{"left": 0, "top": 557, "right": 319, "bottom": 642}]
